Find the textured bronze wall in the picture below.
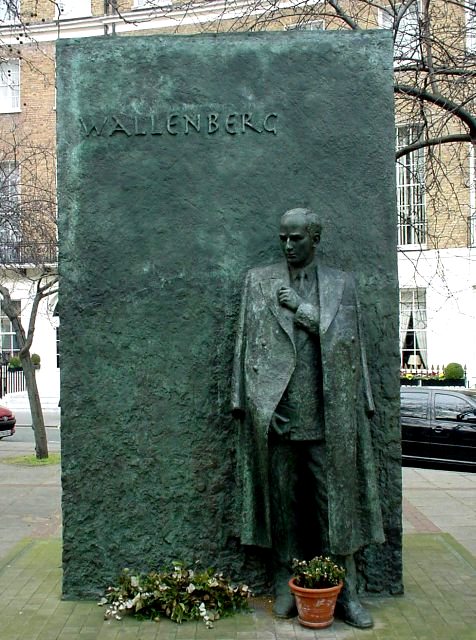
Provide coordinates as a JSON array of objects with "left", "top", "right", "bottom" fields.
[{"left": 57, "top": 30, "right": 401, "bottom": 598}]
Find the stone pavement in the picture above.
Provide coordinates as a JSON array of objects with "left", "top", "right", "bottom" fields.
[{"left": 1, "top": 434, "right": 476, "bottom": 639}]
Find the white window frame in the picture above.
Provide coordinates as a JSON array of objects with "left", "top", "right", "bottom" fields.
[
  {"left": 285, "top": 19, "right": 326, "bottom": 31},
  {"left": 56, "top": 0, "right": 92, "bottom": 20},
  {"left": 0, "top": 300, "right": 20, "bottom": 360},
  {"left": 379, "top": 2, "right": 421, "bottom": 67},
  {"left": 0, "top": 0, "right": 19, "bottom": 24},
  {"left": 396, "top": 124, "right": 426, "bottom": 248},
  {"left": 466, "top": 1, "right": 476, "bottom": 54},
  {"left": 0, "top": 59, "right": 20, "bottom": 114},
  {"left": 0, "top": 161, "right": 20, "bottom": 262},
  {"left": 400, "top": 288, "right": 427, "bottom": 369}
]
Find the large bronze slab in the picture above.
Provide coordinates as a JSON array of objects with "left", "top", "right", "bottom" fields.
[{"left": 57, "top": 30, "right": 401, "bottom": 598}]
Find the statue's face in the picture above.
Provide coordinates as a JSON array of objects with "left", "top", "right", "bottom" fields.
[{"left": 279, "top": 213, "right": 316, "bottom": 268}]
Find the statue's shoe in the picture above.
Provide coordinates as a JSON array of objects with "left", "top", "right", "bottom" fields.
[
  {"left": 335, "top": 599, "right": 374, "bottom": 629},
  {"left": 273, "top": 593, "right": 297, "bottom": 618}
]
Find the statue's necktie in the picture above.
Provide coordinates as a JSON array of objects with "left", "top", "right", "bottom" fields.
[{"left": 295, "top": 271, "right": 308, "bottom": 298}]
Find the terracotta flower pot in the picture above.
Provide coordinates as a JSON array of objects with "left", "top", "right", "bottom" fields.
[{"left": 288, "top": 577, "right": 343, "bottom": 629}]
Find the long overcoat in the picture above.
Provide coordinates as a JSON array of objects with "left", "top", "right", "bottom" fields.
[{"left": 231, "top": 260, "right": 385, "bottom": 555}]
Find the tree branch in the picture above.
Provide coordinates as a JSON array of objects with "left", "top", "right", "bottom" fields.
[
  {"left": 396, "top": 133, "right": 472, "bottom": 159},
  {"left": 325, "top": 0, "right": 360, "bottom": 30},
  {"left": 395, "top": 84, "right": 476, "bottom": 138}
]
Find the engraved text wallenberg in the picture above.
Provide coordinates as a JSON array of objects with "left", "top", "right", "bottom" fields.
[{"left": 79, "top": 112, "right": 278, "bottom": 137}]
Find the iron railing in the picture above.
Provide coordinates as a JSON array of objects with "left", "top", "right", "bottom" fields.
[
  {"left": 0, "top": 242, "right": 57, "bottom": 265},
  {"left": 0, "top": 365, "right": 26, "bottom": 398},
  {"left": 400, "top": 364, "right": 467, "bottom": 387}
]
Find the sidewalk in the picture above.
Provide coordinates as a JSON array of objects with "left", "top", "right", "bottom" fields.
[{"left": 1, "top": 440, "right": 475, "bottom": 639}]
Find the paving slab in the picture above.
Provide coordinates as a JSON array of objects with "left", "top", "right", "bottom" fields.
[
  {"left": 1, "top": 448, "right": 476, "bottom": 639},
  {"left": 0, "top": 534, "right": 475, "bottom": 640}
]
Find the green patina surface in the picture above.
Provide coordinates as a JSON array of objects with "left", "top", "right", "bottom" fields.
[{"left": 56, "top": 31, "right": 400, "bottom": 598}]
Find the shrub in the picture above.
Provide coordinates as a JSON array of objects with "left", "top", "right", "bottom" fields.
[
  {"left": 7, "top": 356, "right": 22, "bottom": 369},
  {"left": 31, "top": 353, "right": 41, "bottom": 366},
  {"left": 443, "top": 363, "right": 464, "bottom": 380}
]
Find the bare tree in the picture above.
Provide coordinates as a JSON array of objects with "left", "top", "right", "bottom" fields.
[
  {"left": 103, "top": 0, "right": 475, "bottom": 156},
  {"left": 0, "top": 276, "right": 57, "bottom": 458},
  {"left": 105, "top": 0, "right": 475, "bottom": 269},
  {"left": 0, "top": 117, "right": 57, "bottom": 459}
]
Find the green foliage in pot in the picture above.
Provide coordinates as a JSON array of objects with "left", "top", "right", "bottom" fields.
[
  {"left": 291, "top": 556, "right": 345, "bottom": 589},
  {"left": 7, "top": 356, "right": 22, "bottom": 370},
  {"left": 443, "top": 362, "right": 464, "bottom": 379},
  {"left": 98, "top": 562, "right": 251, "bottom": 628},
  {"left": 31, "top": 353, "right": 41, "bottom": 366}
]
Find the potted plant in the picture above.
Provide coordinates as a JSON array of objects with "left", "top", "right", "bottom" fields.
[
  {"left": 31, "top": 353, "right": 41, "bottom": 369},
  {"left": 288, "top": 556, "right": 345, "bottom": 629}
]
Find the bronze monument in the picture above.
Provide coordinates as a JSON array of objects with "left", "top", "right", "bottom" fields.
[{"left": 231, "top": 208, "right": 385, "bottom": 628}]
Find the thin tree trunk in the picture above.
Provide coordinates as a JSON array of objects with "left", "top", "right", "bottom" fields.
[
  {"left": 0, "top": 277, "right": 57, "bottom": 459},
  {"left": 20, "top": 352, "right": 48, "bottom": 459}
]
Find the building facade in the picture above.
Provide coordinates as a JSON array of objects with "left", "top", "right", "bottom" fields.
[{"left": 0, "top": 0, "right": 474, "bottom": 405}]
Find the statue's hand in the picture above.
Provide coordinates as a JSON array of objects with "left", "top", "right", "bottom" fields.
[
  {"left": 278, "top": 286, "right": 302, "bottom": 312},
  {"left": 270, "top": 411, "right": 291, "bottom": 436}
]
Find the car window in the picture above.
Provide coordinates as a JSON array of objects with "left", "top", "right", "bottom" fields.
[
  {"left": 401, "top": 392, "right": 428, "bottom": 418},
  {"left": 434, "top": 394, "right": 474, "bottom": 420}
]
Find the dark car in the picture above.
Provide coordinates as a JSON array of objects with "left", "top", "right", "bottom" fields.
[
  {"left": 0, "top": 405, "right": 16, "bottom": 439},
  {"left": 401, "top": 387, "right": 476, "bottom": 471}
]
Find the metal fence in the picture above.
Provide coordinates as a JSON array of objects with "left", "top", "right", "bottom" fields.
[
  {"left": 400, "top": 364, "right": 467, "bottom": 387},
  {"left": 0, "top": 365, "right": 26, "bottom": 398},
  {"left": 0, "top": 242, "right": 57, "bottom": 265}
]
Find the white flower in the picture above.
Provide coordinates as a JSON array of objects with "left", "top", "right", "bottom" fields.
[
  {"left": 208, "top": 578, "right": 219, "bottom": 587},
  {"left": 186, "top": 583, "right": 196, "bottom": 594},
  {"left": 130, "top": 576, "right": 139, "bottom": 588}
]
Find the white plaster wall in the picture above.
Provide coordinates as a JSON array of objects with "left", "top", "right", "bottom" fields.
[
  {"left": 0, "top": 270, "right": 59, "bottom": 403},
  {"left": 398, "top": 248, "right": 476, "bottom": 386}
]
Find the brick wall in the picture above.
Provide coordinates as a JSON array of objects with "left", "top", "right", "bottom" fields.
[{"left": 0, "top": 0, "right": 472, "bottom": 251}]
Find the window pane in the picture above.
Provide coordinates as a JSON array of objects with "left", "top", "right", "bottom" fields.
[
  {"left": 396, "top": 124, "right": 426, "bottom": 246},
  {"left": 0, "top": 0, "right": 18, "bottom": 22},
  {"left": 400, "top": 288, "right": 427, "bottom": 367},
  {"left": 401, "top": 392, "right": 428, "bottom": 418},
  {"left": 0, "top": 60, "right": 20, "bottom": 113},
  {"left": 380, "top": 3, "right": 421, "bottom": 66},
  {"left": 435, "top": 394, "right": 473, "bottom": 420}
]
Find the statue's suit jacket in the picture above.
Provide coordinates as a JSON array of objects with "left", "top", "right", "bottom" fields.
[{"left": 231, "top": 260, "right": 385, "bottom": 555}]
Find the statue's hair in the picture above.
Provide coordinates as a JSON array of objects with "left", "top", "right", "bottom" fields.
[{"left": 281, "top": 207, "right": 322, "bottom": 241}]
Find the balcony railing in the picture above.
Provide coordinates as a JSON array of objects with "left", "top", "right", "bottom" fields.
[{"left": 0, "top": 242, "right": 57, "bottom": 266}]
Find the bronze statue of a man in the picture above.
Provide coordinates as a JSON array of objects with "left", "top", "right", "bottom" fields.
[{"left": 231, "top": 208, "right": 384, "bottom": 628}]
